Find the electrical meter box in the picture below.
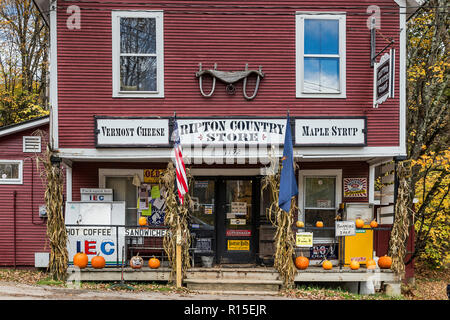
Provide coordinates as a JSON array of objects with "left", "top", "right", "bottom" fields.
[{"left": 340, "top": 203, "right": 374, "bottom": 266}]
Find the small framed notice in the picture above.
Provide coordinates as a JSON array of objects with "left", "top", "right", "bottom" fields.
[
  {"left": 335, "top": 221, "right": 356, "bottom": 237},
  {"left": 343, "top": 177, "right": 368, "bottom": 198},
  {"left": 296, "top": 232, "right": 313, "bottom": 248}
]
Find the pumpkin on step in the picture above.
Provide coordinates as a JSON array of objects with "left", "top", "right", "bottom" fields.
[
  {"left": 130, "top": 254, "right": 144, "bottom": 269},
  {"left": 322, "top": 260, "right": 333, "bottom": 270},
  {"left": 366, "top": 259, "right": 376, "bottom": 269},
  {"left": 91, "top": 254, "right": 106, "bottom": 269},
  {"left": 378, "top": 255, "right": 392, "bottom": 269},
  {"left": 350, "top": 260, "right": 360, "bottom": 270},
  {"left": 73, "top": 252, "right": 88, "bottom": 269},
  {"left": 294, "top": 256, "right": 309, "bottom": 270},
  {"left": 148, "top": 256, "right": 161, "bottom": 269}
]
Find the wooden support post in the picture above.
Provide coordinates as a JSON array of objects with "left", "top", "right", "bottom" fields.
[{"left": 176, "top": 227, "right": 182, "bottom": 288}]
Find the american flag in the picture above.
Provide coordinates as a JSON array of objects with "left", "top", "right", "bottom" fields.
[{"left": 171, "top": 117, "right": 188, "bottom": 205}]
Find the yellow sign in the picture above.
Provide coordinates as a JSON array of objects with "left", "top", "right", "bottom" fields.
[
  {"left": 296, "top": 232, "right": 313, "bottom": 247},
  {"left": 227, "top": 240, "right": 250, "bottom": 251},
  {"left": 144, "top": 169, "right": 164, "bottom": 183}
]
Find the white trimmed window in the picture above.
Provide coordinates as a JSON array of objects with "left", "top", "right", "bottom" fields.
[
  {"left": 0, "top": 160, "right": 23, "bottom": 184},
  {"left": 112, "top": 11, "right": 164, "bottom": 98},
  {"left": 296, "top": 13, "right": 346, "bottom": 98}
]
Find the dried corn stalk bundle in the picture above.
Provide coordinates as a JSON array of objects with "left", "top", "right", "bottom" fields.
[
  {"left": 388, "top": 161, "right": 412, "bottom": 279},
  {"left": 35, "top": 135, "right": 68, "bottom": 281},
  {"left": 261, "top": 155, "right": 297, "bottom": 289},
  {"left": 161, "top": 162, "right": 193, "bottom": 283}
]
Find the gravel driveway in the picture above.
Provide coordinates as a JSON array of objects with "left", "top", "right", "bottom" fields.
[{"left": 0, "top": 281, "right": 293, "bottom": 300}]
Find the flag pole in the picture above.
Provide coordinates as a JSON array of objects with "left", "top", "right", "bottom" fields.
[{"left": 173, "top": 110, "right": 182, "bottom": 288}]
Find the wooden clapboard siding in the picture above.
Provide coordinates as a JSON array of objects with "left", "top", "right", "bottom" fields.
[
  {"left": 56, "top": 0, "right": 401, "bottom": 149},
  {"left": 0, "top": 122, "right": 53, "bottom": 267}
]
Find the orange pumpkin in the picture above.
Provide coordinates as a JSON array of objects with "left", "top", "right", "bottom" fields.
[
  {"left": 130, "top": 254, "right": 143, "bottom": 269},
  {"left": 350, "top": 260, "right": 360, "bottom": 270},
  {"left": 366, "top": 258, "right": 377, "bottom": 269},
  {"left": 355, "top": 218, "right": 365, "bottom": 228},
  {"left": 294, "top": 256, "right": 309, "bottom": 270},
  {"left": 378, "top": 255, "right": 392, "bottom": 269},
  {"left": 370, "top": 220, "right": 378, "bottom": 228},
  {"left": 296, "top": 221, "right": 305, "bottom": 228},
  {"left": 322, "top": 260, "right": 333, "bottom": 270},
  {"left": 73, "top": 252, "right": 88, "bottom": 269},
  {"left": 91, "top": 254, "right": 106, "bottom": 269},
  {"left": 316, "top": 221, "right": 324, "bottom": 228},
  {"left": 138, "top": 216, "right": 147, "bottom": 226},
  {"left": 148, "top": 256, "right": 161, "bottom": 269}
]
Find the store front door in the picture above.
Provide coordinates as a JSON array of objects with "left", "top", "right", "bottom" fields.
[{"left": 190, "top": 177, "right": 260, "bottom": 265}]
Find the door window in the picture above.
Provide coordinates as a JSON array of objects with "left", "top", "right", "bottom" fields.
[{"left": 304, "top": 176, "right": 336, "bottom": 239}]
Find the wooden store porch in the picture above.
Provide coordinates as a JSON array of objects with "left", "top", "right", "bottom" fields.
[{"left": 71, "top": 266, "right": 401, "bottom": 295}]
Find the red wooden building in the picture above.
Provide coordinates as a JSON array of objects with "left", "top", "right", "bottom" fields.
[
  {"left": 32, "top": 0, "right": 418, "bottom": 285},
  {"left": 0, "top": 116, "right": 53, "bottom": 267}
]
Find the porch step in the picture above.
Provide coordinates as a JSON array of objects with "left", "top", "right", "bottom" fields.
[
  {"left": 186, "top": 267, "right": 280, "bottom": 281},
  {"left": 185, "top": 267, "right": 282, "bottom": 292},
  {"left": 184, "top": 278, "right": 282, "bottom": 292}
]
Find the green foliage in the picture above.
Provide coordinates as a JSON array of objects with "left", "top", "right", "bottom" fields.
[{"left": 412, "top": 149, "right": 450, "bottom": 268}]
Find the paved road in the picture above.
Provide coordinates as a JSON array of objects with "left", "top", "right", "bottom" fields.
[{"left": 0, "top": 281, "right": 294, "bottom": 300}]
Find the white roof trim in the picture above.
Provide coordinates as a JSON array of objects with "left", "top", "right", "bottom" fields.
[{"left": 0, "top": 117, "right": 49, "bottom": 138}]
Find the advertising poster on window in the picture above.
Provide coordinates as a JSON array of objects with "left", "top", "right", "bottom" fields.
[{"left": 343, "top": 178, "right": 368, "bottom": 198}]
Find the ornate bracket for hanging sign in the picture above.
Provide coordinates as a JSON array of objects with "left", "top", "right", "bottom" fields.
[{"left": 196, "top": 63, "right": 264, "bottom": 100}]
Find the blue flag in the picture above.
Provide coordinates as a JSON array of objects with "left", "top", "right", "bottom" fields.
[{"left": 278, "top": 113, "right": 298, "bottom": 212}]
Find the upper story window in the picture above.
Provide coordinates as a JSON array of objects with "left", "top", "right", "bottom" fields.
[
  {"left": 0, "top": 160, "right": 23, "bottom": 184},
  {"left": 112, "top": 11, "right": 164, "bottom": 98},
  {"left": 296, "top": 13, "right": 346, "bottom": 98}
]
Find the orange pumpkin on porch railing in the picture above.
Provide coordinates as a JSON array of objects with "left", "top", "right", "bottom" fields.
[
  {"left": 294, "top": 256, "right": 309, "bottom": 270},
  {"left": 366, "top": 259, "right": 377, "bottom": 269},
  {"left": 378, "top": 255, "right": 392, "bottom": 269},
  {"left": 355, "top": 218, "right": 365, "bottom": 228},
  {"left": 138, "top": 216, "right": 147, "bottom": 226}
]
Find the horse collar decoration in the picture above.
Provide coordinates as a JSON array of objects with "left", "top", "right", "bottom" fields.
[{"left": 196, "top": 63, "right": 264, "bottom": 100}]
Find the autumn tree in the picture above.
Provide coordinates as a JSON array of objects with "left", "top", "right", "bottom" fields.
[
  {"left": 389, "top": 0, "right": 449, "bottom": 272},
  {"left": 0, "top": 0, "right": 49, "bottom": 126}
]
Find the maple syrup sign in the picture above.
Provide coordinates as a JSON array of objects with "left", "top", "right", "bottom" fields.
[
  {"left": 177, "top": 118, "right": 286, "bottom": 146},
  {"left": 294, "top": 118, "right": 366, "bottom": 146}
]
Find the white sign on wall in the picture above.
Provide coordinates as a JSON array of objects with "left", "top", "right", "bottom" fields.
[
  {"left": 373, "top": 49, "right": 395, "bottom": 108},
  {"left": 95, "top": 117, "right": 170, "bottom": 147},
  {"left": 294, "top": 118, "right": 366, "bottom": 146},
  {"left": 335, "top": 221, "right": 356, "bottom": 237},
  {"left": 65, "top": 201, "right": 126, "bottom": 266},
  {"left": 177, "top": 118, "right": 286, "bottom": 146}
]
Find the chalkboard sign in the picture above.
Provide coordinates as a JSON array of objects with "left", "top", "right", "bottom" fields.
[{"left": 309, "top": 243, "right": 338, "bottom": 260}]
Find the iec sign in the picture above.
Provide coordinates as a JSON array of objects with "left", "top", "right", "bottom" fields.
[
  {"left": 95, "top": 117, "right": 170, "bottom": 147},
  {"left": 294, "top": 118, "right": 366, "bottom": 146}
]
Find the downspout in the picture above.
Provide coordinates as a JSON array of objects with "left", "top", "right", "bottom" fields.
[{"left": 13, "top": 190, "right": 17, "bottom": 269}]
